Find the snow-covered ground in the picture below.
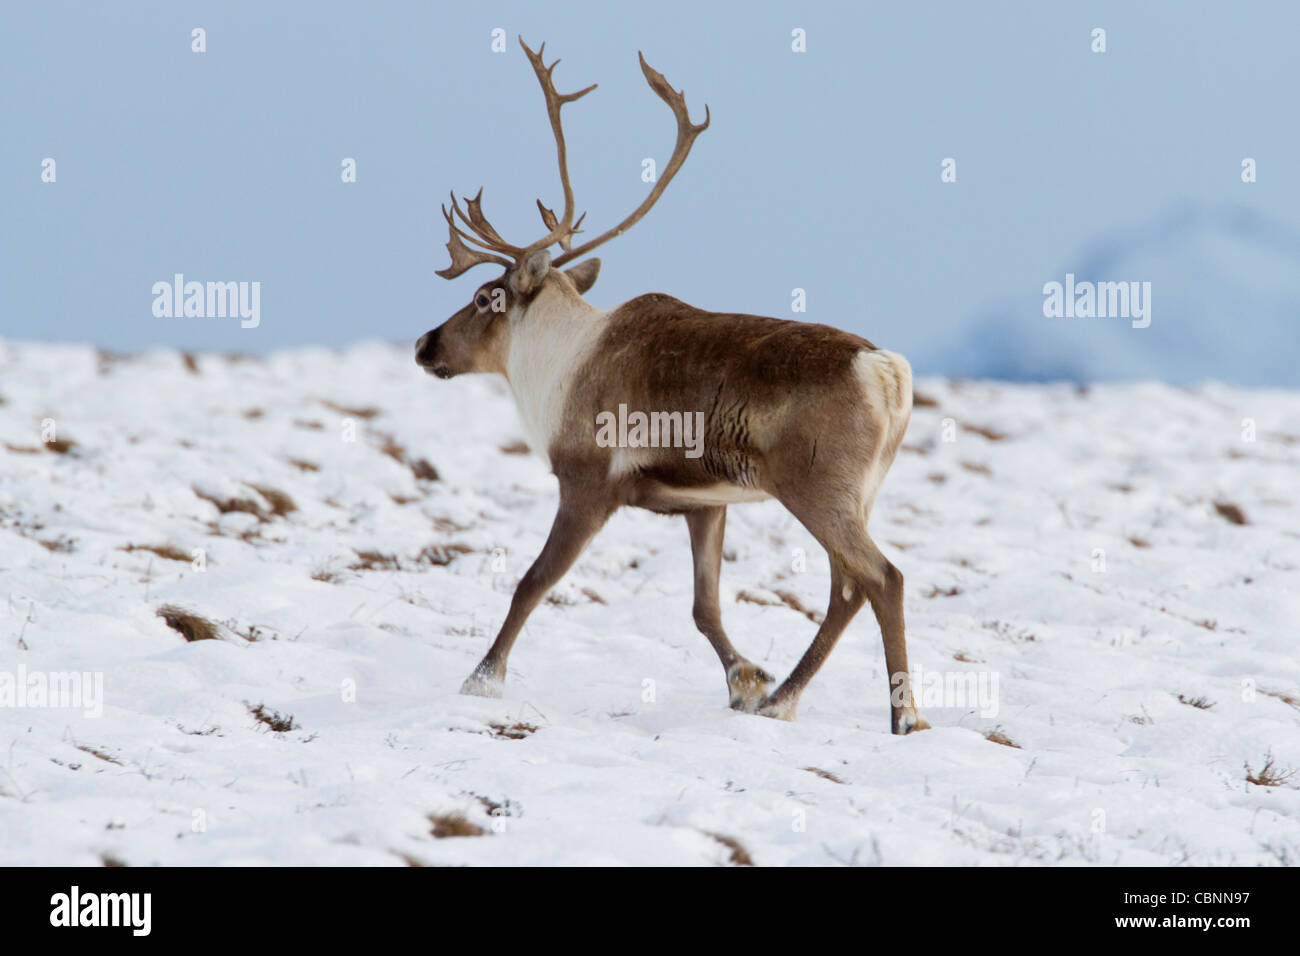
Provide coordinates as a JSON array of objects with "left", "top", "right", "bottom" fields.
[{"left": 1, "top": 338, "right": 1297, "bottom": 866}]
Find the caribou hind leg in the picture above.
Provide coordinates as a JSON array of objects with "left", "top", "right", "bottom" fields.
[{"left": 684, "top": 506, "right": 774, "bottom": 711}]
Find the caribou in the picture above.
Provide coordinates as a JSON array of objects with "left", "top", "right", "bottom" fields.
[{"left": 416, "top": 38, "right": 928, "bottom": 733}]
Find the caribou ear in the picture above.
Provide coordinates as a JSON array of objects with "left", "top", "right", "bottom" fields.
[
  {"left": 564, "top": 258, "right": 601, "bottom": 295},
  {"left": 510, "top": 248, "right": 552, "bottom": 295}
]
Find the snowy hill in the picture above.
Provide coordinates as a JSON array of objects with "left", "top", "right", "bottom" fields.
[
  {"left": 948, "top": 203, "right": 1300, "bottom": 388},
  {"left": 1, "top": 338, "right": 1298, "bottom": 865}
]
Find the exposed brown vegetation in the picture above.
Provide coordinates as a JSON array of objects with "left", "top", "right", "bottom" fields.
[
  {"left": 924, "top": 584, "right": 963, "bottom": 598},
  {"left": 489, "top": 722, "right": 538, "bottom": 740},
  {"left": 249, "top": 484, "right": 297, "bottom": 517},
  {"left": 802, "top": 766, "right": 845, "bottom": 784},
  {"left": 1177, "top": 694, "right": 1215, "bottom": 710},
  {"left": 963, "top": 424, "right": 1006, "bottom": 441},
  {"left": 911, "top": 391, "right": 939, "bottom": 408},
  {"left": 702, "top": 831, "right": 754, "bottom": 866},
  {"left": 157, "top": 604, "right": 221, "bottom": 642},
  {"left": 1260, "top": 688, "right": 1300, "bottom": 711},
  {"left": 123, "top": 543, "right": 191, "bottom": 562},
  {"left": 1213, "top": 501, "right": 1247, "bottom": 525},
  {"left": 500, "top": 440, "right": 531, "bottom": 455},
  {"left": 985, "top": 728, "right": 1021, "bottom": 749},
  {"left": 76, "top": 744, "right": 122, "bottom": 765},
  {"left": 350, "top": 550, "right": 401, "bottom": 571},
  {"left": 247, "top": 702, "right": 296, "bottom": 733},
  {"left": 194, "top": 488, "right": 266, "bottom": 520},
  {"left": 286, "top": 458, "right": 319, "bottom": 472},
  {"left": 429, "top": 813, "right": 486, "bottom": 838},
  {"left": 735, "top": 588, "right": 823, "bottom": 624},
  {"left": 320, "top": 399, "right": 382, "bottom": 419},
  {"left": 960, "top": 461, "right": 992, "bottom": 476},
  {"left": 1245, "top": 755, "right": 1295, "bottom": 788},
  {"left": 408, "top": 458, "right": 440, "bottom": 481}
]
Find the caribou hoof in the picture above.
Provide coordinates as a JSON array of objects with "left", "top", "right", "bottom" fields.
[{"left": 727, "top": 661, "right": 775, "bottom": 713}]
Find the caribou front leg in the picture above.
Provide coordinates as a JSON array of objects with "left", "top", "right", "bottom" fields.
[{"left": 460, "top": 483, "right": 612, "bottom": 697}]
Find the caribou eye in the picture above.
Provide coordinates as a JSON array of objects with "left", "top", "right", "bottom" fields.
[{"left": 475, "top": 293, "right": 490, "bottom": 309}]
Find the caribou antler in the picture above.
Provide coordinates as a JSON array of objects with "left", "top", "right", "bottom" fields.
[
  {"left": 553, "top": 52, "right": 708, "bottom": 267},
  {"left": 435, "top": 40, "right": 707, "bottom": 278},
  {"left": 518, "top": 38, "right": 596, "bottom": 257}
]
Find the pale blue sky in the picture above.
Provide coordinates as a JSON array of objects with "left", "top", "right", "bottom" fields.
[{"left": 3, "top": 1, "right": 1297, "bottom": 383}]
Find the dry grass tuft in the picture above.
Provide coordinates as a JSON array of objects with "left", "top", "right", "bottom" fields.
[
  {"left": 247, "top": 702, "right": 296, "bottom": 733},
  {"left": 735, "top": 588, "right": 823, "bottom": 624},
  {"left": 489, "top": 722, "right": 538, "bottom": 740},
  {"left": 924, "top": 584, "right": 963, "bottom": 598},
  {"left": 180, "top": 352, "right": 200, "bottom": 374},
  {"left": 985, "top": 727, "right": 1021, "bottom": 749},
  {"left": 321, "top": 399, "right": 382, "bottom": 419},
  {"left": 286, "top": 458, "right": 319, "bottom": 472},
  {"left": 1260, "top": 688, "right": 1300, "bottom": 711},
  {"left": 408, "top": 457, "right": 440, "bottom": 481},
  {"left": 76, "top": 743, "right": 122, "bottom": 765},
  {"left": 123, "top": 543, "right": 191, "bottom": 562},
  {"left": 1245, "top": 755, "right": 1295, "bottom": 788},
  {"left": 418, "top": 543, "right": 473, "bottom": 566},
  {"left": 499, "top": 440, "right": 531, "bottom": 455},
  {"left": 194, "top": 487, "right": 266, "bottom": 520},
  {"left": 157, "top": 604, "right": 221, "bottom": 642},
  {"left": 350, "top": 550, "right": 401, "bottom": 571},
  {"left": 802, "top": 766, "right": 846, "bottom": 784},
  {"left": 1177, "top": 694, "right": 1216, "bottom": 710},
  {"left": 249, "top": 484, "right": 297, "bottom": 517},
  {"left": 1214, "top": 501, "right": 1247, "bottom": 525},
  {"left": 963, "top": 423, "right": 1007, "bottom": 441},
  {"left": 429, "top": 813, "right": 486, "bottom": 838},
  {"left": 960, "top": 461, "right": 992, "bottom": 476},
  {"left": 911, "top": 391, "right": 939, "bottom": 408},
  {"left": 702, "top": 831, "right": 754, "bottom": 866}
]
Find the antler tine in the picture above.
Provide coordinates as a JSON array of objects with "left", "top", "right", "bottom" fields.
[
  {"left": 553, "top": 51, "right": 709, "bottom": 267},
  {"left": 449, "top": 190, "right": 522, "bottom": 256},
  {"left": 537, "top": 201, "right": 587, "bottom": 251},
  {"left": 435, "top": 202, "right": 513, "bottom": 279},
  {"left": 519, "top": 37, "right": 597, "bottom": 255}
]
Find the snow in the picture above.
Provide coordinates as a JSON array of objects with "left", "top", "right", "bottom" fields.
[{"left": 1, "top": 338, "right": 1298, "bottom": 865}]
